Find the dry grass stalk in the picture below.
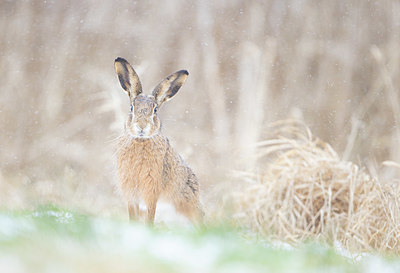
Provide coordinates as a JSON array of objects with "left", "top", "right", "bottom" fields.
[{"left": 232, "top": 120, "right": 400, "bottom": 254}]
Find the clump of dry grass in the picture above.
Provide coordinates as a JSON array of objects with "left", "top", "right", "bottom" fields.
[{"left": 232, "top": 120, "right": 400, "bottom": 254}]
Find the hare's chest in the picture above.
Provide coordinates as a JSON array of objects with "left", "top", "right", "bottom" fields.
[
  {"left": 117, "top": 138, "right": 167, "bottom": 191},
  {"left": 130, "top": 144, "right": 164, "bottom": 176}
]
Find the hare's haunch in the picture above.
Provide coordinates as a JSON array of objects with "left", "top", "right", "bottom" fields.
[{"left": 114, "top": 57, "right": 203, "bottom": 224}]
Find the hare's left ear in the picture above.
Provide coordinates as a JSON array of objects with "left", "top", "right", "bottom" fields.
[
  {"left": 152, "top": 70, "right": 188, "bottom": 106},
  {"left": 114, "top": 57, "right": 143, "bottom": 102}
]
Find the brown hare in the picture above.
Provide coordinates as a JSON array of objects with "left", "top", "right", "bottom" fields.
[{"left": 114, "top": 57, "right": 204, "bottom": 224}]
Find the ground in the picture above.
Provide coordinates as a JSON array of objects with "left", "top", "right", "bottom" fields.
[{"left": 1, "top": 205, "right": 399, "bottom": 273}]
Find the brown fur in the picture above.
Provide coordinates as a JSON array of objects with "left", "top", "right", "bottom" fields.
[{"left": 114, "top": 57, "right": 203, "bottom": 224}]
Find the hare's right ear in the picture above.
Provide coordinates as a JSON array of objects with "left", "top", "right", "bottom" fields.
[
  {"left": 152, "top": 70, "right": 189, "bottom": 106},
  {"left": 114, "top": 57, "right": 143, "bottom": 101}
]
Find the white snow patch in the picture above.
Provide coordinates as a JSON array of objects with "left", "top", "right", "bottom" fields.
[
  {"left": 266, "top": 240, "right": 295, "bottom": 251},
  {"left": 31, "top": 210, "right": 74, "bottom": 224},
  {"left": 155, "top": 201, "right": 192, "bottom": 227},
  {"left": 0, "top": 215, "right": 33, "bottom": 237},
  {"left": 333, "top": 241, "right": 368, "bottom": 261},
  {"left": 362, "top": 256, "right": 400, "bottom": 273},
  {"left": 147, "top": 234, "right": 221, "bottom": 271},
  {"left": 91, "top": 217, "right": 222, "bottom": 271},
  {"left": 0, "top": 255, "right": 25, "bottom": 273}
]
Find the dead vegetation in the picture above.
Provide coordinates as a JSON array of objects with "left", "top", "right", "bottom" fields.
[{"left": 232, "top": 120, "right": 400, "bottom": 254}]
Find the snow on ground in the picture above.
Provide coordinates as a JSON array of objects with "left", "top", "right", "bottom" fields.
[{"left": 0, "top": 208, "right": 400, "bottom": 273}]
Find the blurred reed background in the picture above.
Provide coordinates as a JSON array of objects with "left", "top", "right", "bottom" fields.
[{"left": 0, "top": 0, "right": 399, "bottom": 216}]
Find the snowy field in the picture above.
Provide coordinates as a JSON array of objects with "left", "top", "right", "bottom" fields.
[{"left": 1, "top": 206, "right": 399, "bottom": 273}]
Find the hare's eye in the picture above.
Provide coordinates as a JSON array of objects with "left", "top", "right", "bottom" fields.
[
  {"left": 153, "top": 107, "right": 158, "bottom": 114},
  {"left": 130, "top": 105, "right": 133, "bottom": 111}
]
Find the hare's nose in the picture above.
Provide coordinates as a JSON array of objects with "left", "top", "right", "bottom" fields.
[{"left": 137, "top": 121, "right": 147, "bottom": 130}]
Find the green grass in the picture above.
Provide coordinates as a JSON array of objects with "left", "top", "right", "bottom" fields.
[{"left": 0, "top": 205, "right": 399, "bottom": 273}]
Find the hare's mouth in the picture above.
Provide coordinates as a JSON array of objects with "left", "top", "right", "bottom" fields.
[
  {"left": 128, "top": 124, "right": 154, "bottom": 138},
  {"left": 130, "top": 131, "right": 152, "bottom": 139}
]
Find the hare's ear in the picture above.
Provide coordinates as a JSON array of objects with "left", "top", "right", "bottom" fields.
[
  {"left": 152, "top": 70, "right": 189, "bottom": 106},
  {"left": 114, "top": 57, "right": 143, "bottom": 100}
]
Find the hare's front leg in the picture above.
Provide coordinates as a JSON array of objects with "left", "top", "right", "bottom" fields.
[
  {"left": 128, "top": 201, "right": 140, "bottom": 221},
  {"left": 146, "top": 200, "right": 157, "bottom": 224},
  {"left": 128, "top": 199, "right": 157, "bottom": 224}
]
